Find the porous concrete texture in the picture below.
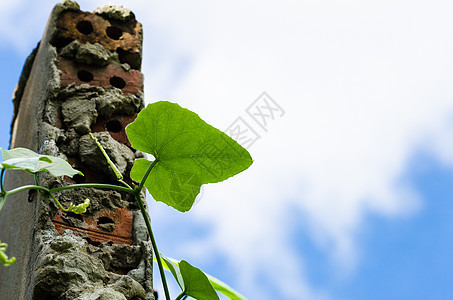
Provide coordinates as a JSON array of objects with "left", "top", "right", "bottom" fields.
[{"left": 0, "top": 1, "right": 153, "bottom": 299}]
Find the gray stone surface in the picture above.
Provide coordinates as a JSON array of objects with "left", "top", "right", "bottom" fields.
[
  {"left": 79, "top": 132, "right": 135, "bottom": 180},
  {"left": 62, "top": 97, "right": 98, "bottom": 135},
  {"left": 94, "top": 5, "right": 135, "bottom": 22},
  {"left": 61, "top": 41, "right": 119, "bottom": 67}
]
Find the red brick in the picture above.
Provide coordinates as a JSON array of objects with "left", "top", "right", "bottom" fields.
[
  {"left": 52, "top": 208, "right": 133, "bottom": 245},
  {"left": 55, "top": 10, "right": 142, "bottom": 54},
  {"left": 59, "top": 57, "right": 143, "bottom": 95}
]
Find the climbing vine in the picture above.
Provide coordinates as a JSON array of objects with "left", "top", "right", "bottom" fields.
[{"left": 0, "top": 101, "right": 252, "bottom": 300}]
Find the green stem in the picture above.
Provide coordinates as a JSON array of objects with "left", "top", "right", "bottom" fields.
[
  {"left": 48, "top": 193, "right": 69, "bottom": 212},
  {"left": 134, "top": 192, "right": 170, "bottom": 300},
  {"left": 175, "top": 291, "right": 186, "bottom": 300},
  {"left": 5, "top": 184, "right": 50, "bottom": 196},
  {"left": 118, "top": 179, "right": 132, "bottom": 190},
  {"left": 0, "top": 169, "right": 5, "bottom": 194},
  {"left": 49, "top": 183, "right": 134, "bottom": 194},
  {"left": 34, "top": 173, "right": 46, "bottom": 198},
  {"left": 0, "top": 169, "right": 5, "bottom": 211},
  {"left": 133, "top": 158, "right": 170, "bottom": 300},
  {"left": 90, "top": 134, "right": 170, "bottom": 298},
  {"left": 34, "top": 173, "right": 39, "bottom": 187},
  {"left": 4, "top": 183, "right": 134, "bottom": 199},
  {"left": 137, "top": 159, "right": 158, "bottom": 193}
]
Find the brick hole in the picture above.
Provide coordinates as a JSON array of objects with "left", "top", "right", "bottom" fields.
[
  {"left": 51, "top": 37, "right": 74, "bottom": 48},
  {"left": 28, "top": 190, "right": 37, "bottom": 203},
  {"left": 105, "top": 120, "right": 122, "bottom": 133},
  {"left": 97, "top": 216, "right": 115, "bottom": 232},
  {"left": 109, "top": 76, "right": 126, "bottom": 89},
  {"left": 77, "top": 70, "right": 94, "bottom": 82},
  {"left": 106, "top": 26, "right": 123, "bottom": 40},
  {"left": 86, "top": 237, "right": 102, "bottom": 247},
  {"left": 97, "top": 216, "right": 114, "bottom": 225},
  {"left": 117, "top": 48, "right": 141, "bottom": 70},
  {"left": 76, "top": 20, "right": 94, "bottom": 35}
]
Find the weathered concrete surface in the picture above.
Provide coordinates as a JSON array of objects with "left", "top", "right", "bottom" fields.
[{"left": 0, "top": 1, "right": 153, "bottom": 299}]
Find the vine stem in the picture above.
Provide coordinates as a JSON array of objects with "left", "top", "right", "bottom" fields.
[
  {"left": 90, "top": 135, "right": 170, "bottom": 299},
  {"left": 4, "top": 183, "right": 134, "bottom": 197},
  {"left": 133, "top": 159, "right": 171, "bottom": 300},
  {"left": 134, "top": 192, "right": 170, "bottom": 300},
  {"left": 48, "top": 193, "right": 69, "bottom": 212},
  {"left": 0, "top": 169, "right": 5, "bottom": 211},
  {"left": 34, "top": 173, "right": 39, "bottom": 187},
  {"left": 49, "top": 183, "right": 134, "bottom": 194},
  {"left": 5, "top": 184, "right": 50, "bottom": 196},
  {"left": 137, "top": 160, "right": 158, "bottom": 192},
  {"left": 0, "top": 169, "right": 5, "bottom": 194}
]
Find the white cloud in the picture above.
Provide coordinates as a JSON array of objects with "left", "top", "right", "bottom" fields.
[
  {"left": 132, "top": 1, "right": 453, "bottom": 298},
  {"left": 5, "top": 0, "right": 453, "bottom": 298}
]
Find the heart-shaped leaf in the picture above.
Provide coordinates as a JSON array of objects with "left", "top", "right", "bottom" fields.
[
  {"left": 127, "top": 101, "right": 253, "bottom": 212},
  {"left": 1, "top": 148, "right": 82, "bottom": 178},
  {"left": 180, "top": 260, "right": 219, "bottom": 300},
  {"left": 158, "top": 254, "right": 246, "bottom": 300}
]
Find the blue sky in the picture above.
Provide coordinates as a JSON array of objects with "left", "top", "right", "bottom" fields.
[{"left": 2, "top": 1, "right": 453, "bottom": 299}]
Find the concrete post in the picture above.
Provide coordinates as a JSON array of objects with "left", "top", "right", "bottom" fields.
[{"left": 0, "top": 1, "right": 154, "bottom": 299}]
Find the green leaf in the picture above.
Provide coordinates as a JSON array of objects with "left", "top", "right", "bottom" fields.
[
  {"left": 0, "top": 241, "right": 16, "bottom": 267},
  {"left": 130, "top": 159, "right": 202, "bottom": 211},
  {"left": 68, "top": 198, "right": 90, "bottom": 214},
  {"left": 160, "top": 255, "right": 185, "bottom": 290},
  {"left": 126, "top": 101, "right": 253, "bottom": 212},
  {"left": 1, "top": 148, "right": 82, "bottom": 178},
  {"left": 180, "top": 260, "right": 219, "bottom": 300},
  {"left": 206, "top": 274, "right": 247, "bottom": 300},
  {"left": 157, "top": 254, "right": 245, "bottom": 300}
]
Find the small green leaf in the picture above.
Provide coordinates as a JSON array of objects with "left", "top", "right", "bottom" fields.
[
  {"left": 126, "top": 101, "right": 253, "bottom": 212},
  {"left": 179, "top": 260, "right": 220, "bottom": 300},
  {"left": 0, "top": 241, "right": 16, "bottom": 267},
  {"left": 1, "top": 148, "right": 82, "bottom": 178},
  {"left": 68, "top": 198, "right": 90, "bottom": 214},
  {"left": 157, "top": 254, "right": 245, "bottom": 300}
]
